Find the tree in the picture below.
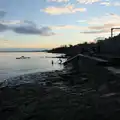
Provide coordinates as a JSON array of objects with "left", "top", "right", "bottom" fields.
[{"left": 69, "top": 44, "right": 73, "bottom": 47}]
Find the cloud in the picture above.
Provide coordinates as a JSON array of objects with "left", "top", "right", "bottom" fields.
[
  {"left": 0, "top": 23, "right": 7, "bottom": 32},
  {"left": 80, "top": 13, "right": 120, "bottom": 34},
  {"left": 52, "top": 25, "right": 76, "bottom": 30},
  {"left": 0, "top": 20, "right": 55, "bottom": 36},
  {"left": 88, "top": 13, "right": 120, "bottom": 26},
  {"left": 51, "top": 25, "right": 86, "bottom": 30},
  {"left": 77, "top": 0, "right": 101, "bottom": 4},
  {"left": 100, "top": 2, "right": 111, "bottom": 6},
  {"left": 81, "top": 30, "right": 105, "bottom": 34},
  {"left": 23, "top": 20, "right": 36, "bottom": 27},
  {"left": 0, "top": 20, "right": 22, "bottom": 25},
  {"left": 0, "top": 10, "right": 54, "bottom": 36},
  {"left": 47, "top": 0, "right": 69, "bottom": 2},
  {"left": 77, "top": 0, "right": 120, "bottom": 6},
  {"left": 13, "top": 26, "right": 54, "bottom": 36},
  {"left": 0, "top": 10, "right": 6, "bottom": 18},
  {"left": 0, "top": 20, "right": 37, "bottom": 26},
  {"left": 41, "top": 5, "right": 87, "bottom": 15},
  {"left": 114, "top": 2, "right": 120, "bottom": 6},
  {"left": 100, "top": 1, "right": 120, "bottom": 6}
]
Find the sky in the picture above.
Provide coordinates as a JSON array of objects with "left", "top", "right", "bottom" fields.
[{"left": 0, "top": 0, "right": 120, "bottom": 49}]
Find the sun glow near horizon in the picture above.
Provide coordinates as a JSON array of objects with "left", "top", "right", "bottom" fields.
[{"left": 0, "top": 0, "right": 120, "bottom": 49}]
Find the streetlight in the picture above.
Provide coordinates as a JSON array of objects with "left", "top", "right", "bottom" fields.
[{"left": 111, "top": 28, "right": 120, "bottom": 38}]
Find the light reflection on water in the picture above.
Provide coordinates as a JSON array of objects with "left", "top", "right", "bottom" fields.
[{"left": 0, "top": 52, "right": 65, "bottom": 81}]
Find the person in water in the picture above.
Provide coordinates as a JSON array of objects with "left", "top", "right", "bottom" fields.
[
  {"left": 58, "top": 58, "right": 62, "bottom": 64},
  {"left": 51, "top": 60, "right": 54, "bottom": 65}
]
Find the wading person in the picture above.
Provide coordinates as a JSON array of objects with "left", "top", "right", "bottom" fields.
[
  {"left": 58, "top": 58, "right": 62, "bottom": 64},
  {"left": 51, "top": 60, "right": 54, "bottom": 65}
]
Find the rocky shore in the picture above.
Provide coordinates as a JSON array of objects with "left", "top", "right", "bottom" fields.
[{"left": 1, "top": 63, "right": 120, "bottom": 120}]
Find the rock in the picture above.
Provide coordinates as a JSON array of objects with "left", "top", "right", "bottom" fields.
[
  {"left": 46, "top": 77, "right": 62, "bottom": 82},
  {"left": 81, "top": 77, "right": 88, "bottom": 82},
  {"left": 100, "top": 93, "right": 117, "bottom": 98},
  {"left": 99, "top": 84, "right": 109, "bottom": 94},
  {"left": 19, "top": 101, "right": 38, "bottom": 114},
  {"left": 46, "top": 81, "right": 52, "bottom": 86}
]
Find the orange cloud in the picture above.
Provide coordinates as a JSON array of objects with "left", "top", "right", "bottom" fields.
[
  {"left": 80, "top": 13, "right": 120, "bottom": 34},
  {"left": 41, "top": 5, "right": 87, "bottom": 15}
]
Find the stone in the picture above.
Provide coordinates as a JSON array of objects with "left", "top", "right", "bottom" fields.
[{"left": 46, "top": 81, "right": 52, "bottom": 86}]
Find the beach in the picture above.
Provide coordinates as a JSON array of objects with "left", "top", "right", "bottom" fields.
[{"left": 1, "top": 60, "right": 120, "bottom": 120}]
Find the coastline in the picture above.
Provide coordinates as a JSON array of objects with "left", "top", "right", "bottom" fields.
[
  {"left": 1, "top": 60, "right": 120, "bottom": 119},
  {"left": 0, "top": 52, "right": 66, "bottom": 82},
  {"left": 0, "top": 68, "right": 69, "bottom": 88}
]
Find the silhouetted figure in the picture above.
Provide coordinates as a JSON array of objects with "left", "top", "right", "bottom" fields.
[
  {"left": 58, "top": 58, "right": 62, "bottom": 64},
  {"left": 51, "top": 60, "right": 54, "bottom": 65}
]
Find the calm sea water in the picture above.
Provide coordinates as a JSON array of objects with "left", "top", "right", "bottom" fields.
[{"left": 0, "top": 52, "right": 65, "bottom": 82}]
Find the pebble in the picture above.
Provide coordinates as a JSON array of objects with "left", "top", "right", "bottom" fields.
[{"left": 1, "top": 70, "right": 63, "bottom": 87}]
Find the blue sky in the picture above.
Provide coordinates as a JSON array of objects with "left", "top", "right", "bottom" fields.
[{"left": 0, "top": 0, "right": 120, "bottom": 48}]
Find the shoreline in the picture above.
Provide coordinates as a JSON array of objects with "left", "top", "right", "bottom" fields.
[
  {"left": 0, "top": 52, "right": 67, "bottom": 83},
  {"left": 1, "top": 61, "right": 120, "bottom": 119},
  {"left": 0, "top": 68, "right": 69, "bottom": 88}
]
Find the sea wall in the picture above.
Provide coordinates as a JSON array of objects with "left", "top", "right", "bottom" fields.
[{"left": 64, "top": 54, "right": 118, "bottom": 87}]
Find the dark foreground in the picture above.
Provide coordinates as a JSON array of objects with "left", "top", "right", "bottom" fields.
[{"left": 1, "top": 65, "right": 120, "bottom": 120}]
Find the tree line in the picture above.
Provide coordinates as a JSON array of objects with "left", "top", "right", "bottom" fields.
[{"left": 48, "top": 34, "right": 120, "bottom": 56}]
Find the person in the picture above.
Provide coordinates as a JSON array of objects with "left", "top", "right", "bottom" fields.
[
  {"left": 51, "top": 60, "right": 54, "bottom": 65},
  {"left": 59, "top": 58, "right": 62, "bottom": 64}
]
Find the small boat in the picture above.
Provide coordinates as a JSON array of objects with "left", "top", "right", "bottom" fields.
[{"left": 16, "top": 56, "right": 30, "bottom": 59}]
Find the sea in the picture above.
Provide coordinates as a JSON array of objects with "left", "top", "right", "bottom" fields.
[{"left": 0, "top": 52, "right": 65, "bottom": 82}]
